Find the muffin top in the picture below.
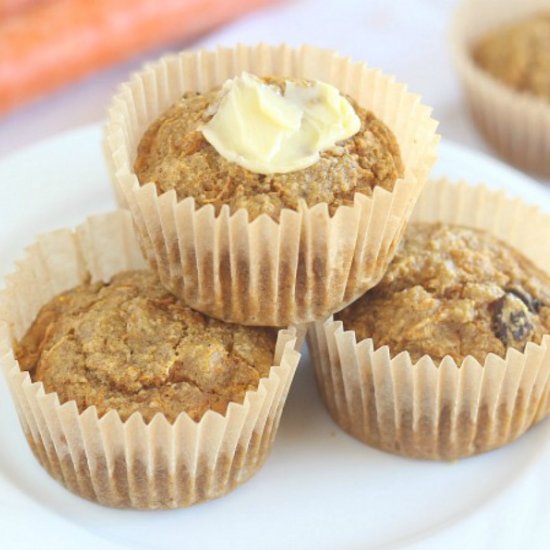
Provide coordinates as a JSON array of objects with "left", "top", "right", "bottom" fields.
[
  {"left": 472, "top": 13, "right": 550, "bottom": 100},
  {"left": 336, "top": 222, "right": 550, "bottom": 364},
  {"left": 135, "top": 76, "right": 403, "bottom": 221},
  {"left": 16, "top": 270, "right": 278, "bottom": 423}
]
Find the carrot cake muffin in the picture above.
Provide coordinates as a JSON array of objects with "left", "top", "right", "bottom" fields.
[
  {"left": 472, "top": 13, "right": 550, "bottom": 100},
  {"left": 106, "top": 45, "right": 438, "bottom": 327},
  {"left": 16, "top": 270, "right": 278, "bottom": 423},
  {"left": 336, "top": 222, "right": 550, "bottom": 363},
  {"left": 134, "top": 75, "right": 403, "bottom": 221}
]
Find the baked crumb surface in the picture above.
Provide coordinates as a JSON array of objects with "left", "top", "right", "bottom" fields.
[
  {"left": 472, "top": 13, "right": 550, "bottom": 100},
  {"left": 16, "top": 270, "right": 278, "bottom": 423},
  {"left": 336, "top": 222, "right": 550, "bottom": 363},
  {"left": 134, "top": 77, "right": 403, "bottom": 220}
]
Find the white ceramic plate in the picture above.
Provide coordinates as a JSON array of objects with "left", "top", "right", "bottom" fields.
[{"left": 1, "top": 125, "right": 549, "bottom": 550}]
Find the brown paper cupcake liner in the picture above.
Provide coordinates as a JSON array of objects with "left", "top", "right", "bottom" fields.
[
  {"left": 450, "top": 0, "right": 550, "bottom": 176},
  {"left": 307, "top": 179, "right": 550, "bottom": 460},
  {"left": 104, "top": 44, "right": 439, "bottom": 326},
  {"left": 0, "top": 210, "right": 301, "bottom": 509}
]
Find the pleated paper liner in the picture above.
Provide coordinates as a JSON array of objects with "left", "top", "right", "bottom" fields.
[
  {"left": 104, "top": 44, "right": 439, "bottom": 327},
  {"left": 0, "top": 210, "right": 301, "bottom": 509},
  {"left": 450, "top": 0, "right": 550, "bottom": 177},
  {"left": 307, "top": 179, "right": 550, "bottom": 460}
]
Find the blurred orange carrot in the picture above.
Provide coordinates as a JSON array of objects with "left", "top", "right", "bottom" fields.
[
  {"left": 0, "top": 0, "right": 42, "bottom": 18},
  {"left": 0, "top": 0, "right": 275, "bottom": 114}
]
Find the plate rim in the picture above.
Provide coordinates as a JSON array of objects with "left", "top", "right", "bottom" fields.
[{"left": 0, "top": 122, "right": 549, "bottom": 550}]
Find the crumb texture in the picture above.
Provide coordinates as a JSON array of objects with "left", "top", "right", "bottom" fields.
[
  {"left": 473, "top": 13, "right": 550, "bottom": 100},
  {"left": 16, "top": 270, "right": 278, "bottom": 423},
  {"left": 336, "top": 222, "right": 550, "bottom": 363},
  {"left": 135, "top": 77, "right": 403, "bottom": 220}
]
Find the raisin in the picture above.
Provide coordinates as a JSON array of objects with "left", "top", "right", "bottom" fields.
[
  {"left": 490, "top": 292, "right": 534, "bottom": 348},
  {"left": 504, "top": 286, "right": 542, "bottom": 313}
]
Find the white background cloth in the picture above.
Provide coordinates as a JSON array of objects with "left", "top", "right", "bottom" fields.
[{"left": 1, "top": 0, "right": 544, "bottom": 184}]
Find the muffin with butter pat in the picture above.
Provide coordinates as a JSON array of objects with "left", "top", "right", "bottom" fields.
[
  {"left": 105, "top": 44, "right": 439, "bottom": 326},
  {"left": 135, "top": 74, "right": 403, "bottom": 221}
]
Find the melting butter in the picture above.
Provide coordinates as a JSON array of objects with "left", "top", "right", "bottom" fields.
[{"left": 201, "top": 72, "right": 361, "bottom": 174}]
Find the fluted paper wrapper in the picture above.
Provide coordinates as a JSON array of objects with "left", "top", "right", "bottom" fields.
[
  {"left": 105, "top": 44, "right": 439, "bottom": 326},
  {"left": 450, "top": 0, "right": 550, "bottom": 176},
  {"left": 307, "top": 179, "right": 550, "bottom": 460},
  {"left": 0, "top": 211, "right": 300, "bottom": 508}
]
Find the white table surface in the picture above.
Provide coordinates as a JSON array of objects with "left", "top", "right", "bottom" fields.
[{"left": 0, "top": 0, "right": 547, "bottom": 187}]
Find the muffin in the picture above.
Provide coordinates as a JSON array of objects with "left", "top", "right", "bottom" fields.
[
  {"left": 307, "top": 179, "right": 550, "bottom": 460},
  {"left": 0, "top": 211, "right": 300, "bottom": 508},
  {"left": 472, "top": 13, "right": 550, "bottom": 101},
  {"left": 105, "top": 44, "right": 439, "bottom": 326},
  {"left": 451, "top": 0, "right": 550, "bottom": 176},
  {"left": 16, "top": 270, "right": 279, "bottom": 424},
  {"left": 336, "top": 222, "right": 550, "bottom": 365},
  {"left": 134, "top": 77, "right": 404, "bottom": 221}
]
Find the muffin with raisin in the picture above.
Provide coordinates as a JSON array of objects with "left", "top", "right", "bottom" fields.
[
  {"left": 336, "top": 222, "right": 550, "bottom": 364},
  {"left": 307, "top": 180, "right": 550, "bottom": 460}
]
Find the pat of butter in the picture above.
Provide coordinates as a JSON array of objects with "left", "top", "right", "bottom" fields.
[{"left": 201, "top": 72, "right": 361, "bottom": 174}]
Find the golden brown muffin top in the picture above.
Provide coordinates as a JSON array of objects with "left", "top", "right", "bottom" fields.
[
  {"left": 336, "top": 222, "right": 550, "bottom": 364},
  {"left": 134, "top": 77, "right": 403, "bottom": 221},
  {"left": 16, "top": 270, "right": 278, "bottom": 423},
  {"left": 472, "top": 13, "right": 550, "bottom": 100}
]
